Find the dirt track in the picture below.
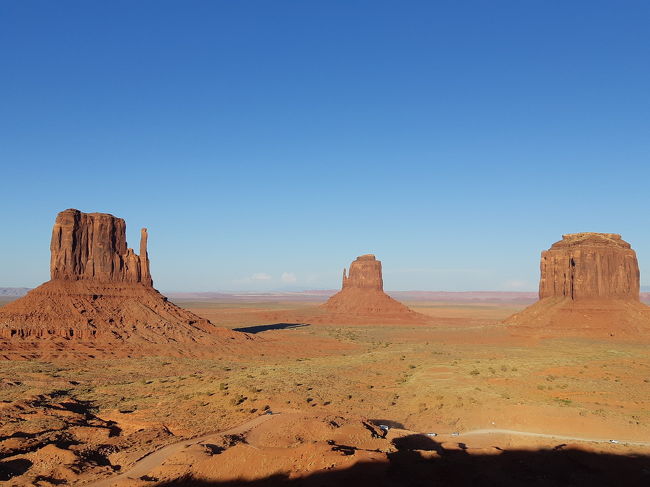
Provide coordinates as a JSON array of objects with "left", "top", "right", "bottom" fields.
[
  {"left": 455, "top": 428, "right": 650, "bottom": 447},
  {"left": 87, "top": 413, "right": 278, "bottom": 486}
]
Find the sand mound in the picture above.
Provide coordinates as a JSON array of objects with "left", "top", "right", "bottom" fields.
[
  {"left": 0, "top": 279, "right": 239, "bottom": 343},
  {"left": 505, "top": 297, "right": 650, "bottom": 338}
]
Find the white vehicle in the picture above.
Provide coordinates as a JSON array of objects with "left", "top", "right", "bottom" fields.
[{"left": 609, "top": 439, "right": 620, "bottom": 444}]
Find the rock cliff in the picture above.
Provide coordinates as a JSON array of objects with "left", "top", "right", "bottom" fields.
[
  {"left": 50, "top": 209, "right": 152, "bottom": 285},
  {"left": 539, "top": 233, "right": 639, "bottom": 301},
  {"left": 342, "top": 254, "right": 384, "bottom": 291}
]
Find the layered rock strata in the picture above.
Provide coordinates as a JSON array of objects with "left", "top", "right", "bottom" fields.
[{"left": 505, "top": 233, "right": 650, "bottom": 338}]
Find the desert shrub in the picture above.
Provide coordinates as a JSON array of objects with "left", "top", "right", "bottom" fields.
[{"left": 230, "top": 395, "right": 246, "bottom": 406}]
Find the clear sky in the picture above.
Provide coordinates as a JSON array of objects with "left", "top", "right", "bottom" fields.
[{"left": 1, "top": 1, "right": 649, "bottom": 292}]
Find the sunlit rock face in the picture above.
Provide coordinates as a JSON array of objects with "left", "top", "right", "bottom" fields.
[
  {"left": 539, "top": 233, "right": 639, "bottom": 301},
  {"left": 342, "top": 254, "right": 383, "bottom": 291},
  {"left": 50, "top": 209, "right": 152, "bottom": 286}
]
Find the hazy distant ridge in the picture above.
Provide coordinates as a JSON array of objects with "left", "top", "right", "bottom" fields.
[
  {"left": 4, "top": 288, "right": 650, "bottom": 304},
  {"left": 166, "top": 290, "right": 541, "bottom": 304},
  {"left": 0, "top": 288, "right": 30, "bottom": 297}
]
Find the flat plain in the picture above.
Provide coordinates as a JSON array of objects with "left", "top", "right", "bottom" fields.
[{"left": 1, "top": 298, "right": 650, "bottom": 485}]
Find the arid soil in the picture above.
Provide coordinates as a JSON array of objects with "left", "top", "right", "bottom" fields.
[{"left": 1, "top": 299, "right": 650, "bottom": 486}]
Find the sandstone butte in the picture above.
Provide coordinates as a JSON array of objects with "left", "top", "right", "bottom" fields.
[
  {"left": 322, "top": 254, "right": 423, "bottom": 322},
  {"left": 0, "top": 209, "right": 251, "bottom": 359},
  {"left": 505, "top": 232, "right": 650, "bottom": 338}
]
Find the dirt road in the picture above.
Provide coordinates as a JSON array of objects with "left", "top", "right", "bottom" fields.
[
  {"left": 87, "top": 413, "right": 278, "bottom": 486},
  {"left": 454, "top": 428, "right": 650, "bottom": 447}
]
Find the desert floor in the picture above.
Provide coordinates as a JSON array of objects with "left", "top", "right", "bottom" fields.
[{"left": 1, "top": 299, "right": 650, "bottom": 486}]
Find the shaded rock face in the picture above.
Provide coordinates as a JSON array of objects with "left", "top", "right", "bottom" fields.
[
  {"left": 50, "top": 209, "right": 152, "bottom": 286},
  {"left": 539, "top": 233, "right": 640, "bottom": 301},
  {"left": 342, "top": 254, "right": 383, "bottom": 291}
]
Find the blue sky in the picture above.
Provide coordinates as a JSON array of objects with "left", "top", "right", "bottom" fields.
[{"left": 1, "top": 1, "right": 649, "bottom": 292}]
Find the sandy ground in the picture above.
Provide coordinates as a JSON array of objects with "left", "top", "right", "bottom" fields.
[{"left": 1, "top": 300, "right": 650, "bottom": 486}]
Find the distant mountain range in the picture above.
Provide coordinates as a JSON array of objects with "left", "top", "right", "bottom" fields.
[
  {"left": 165, "top": 290, "right": 541, "bottom": 303},
  {"left": 3, "top": 288, "right": 650, "bottom": 304},
  {"left": 164, "top": 290, "right": 650, "bottom": 304},
  {"left": 0, "top": 288, "right": 30, "bottom": 297}
]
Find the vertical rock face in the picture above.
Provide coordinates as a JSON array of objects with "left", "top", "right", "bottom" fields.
[
  {"left": 342, "top": 254, "right": 384, "bottom": 291},
  {"left": 50, "top": 209, "right": 153, "bottom": 286},
  {"left": 139, "top": 228, "right": 153, "bottom": 287},
  {"left": 539, "top": 233, "right": 640, "bottom": 301}
]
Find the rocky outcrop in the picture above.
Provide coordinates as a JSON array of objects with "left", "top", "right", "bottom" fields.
[
  {"left": 505, "top": 233, "right": 650, "bottom": 338},
  {"left": 322, "top": 255, "right": 422, "bottom": 321},
  {"left": 0, "top": 209, "right": 250, "bottom": 357},
  {"left": 539, "top": 233, "right": 639, "bottom": 301},
  {"left": 50, "top": 209, "right": 152, "bottom": 285},
  {"left": 342, "top": 254, "right": 383, "bottom": 291}
]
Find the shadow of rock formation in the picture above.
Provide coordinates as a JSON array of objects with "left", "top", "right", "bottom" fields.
[
  {"left": 149, "top": 441, "right": 650, "bottom": 486},
  {"left": 147, "top": 435, "right": 650, "bottom": 487},
  {"left": 232, "top": 323, "right": 311, "bottom": 334}
]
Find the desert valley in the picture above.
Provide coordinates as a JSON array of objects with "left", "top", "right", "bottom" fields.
[
  {"left": 3, "top": 3, "right": 650, "bottom": 486},
  {"left": 1, "top": 210, "right": 650, "bottom": 486}
]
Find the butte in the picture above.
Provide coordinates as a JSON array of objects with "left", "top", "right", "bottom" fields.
[
  {"left": 0, "top": 209, "right": 251, "bottom": 359},
  {"left": 504, "top": 232, "right": 650, "bottom": 338},
  {"left": 320, "top": 254, "right": 425, "bottom": 324}
]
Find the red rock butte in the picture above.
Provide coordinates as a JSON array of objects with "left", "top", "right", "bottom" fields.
[
  {"left": 50, "top": 209, "right": 153, "bottom": 286},
  {"left": 505, "top": 233, "right": 650, "bottom": 338},
  {"left": 0, "top": 209, "right": 250, "bottom": 359},
  {"left": 322, "top": 254, "right": 421, "bottom": 320}
]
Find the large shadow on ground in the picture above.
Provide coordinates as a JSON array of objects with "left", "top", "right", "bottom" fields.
[
  {"left": 233, "top": 323, "right": 310, "bottom": 334},
  {"left": 152, "top": 433, "right": 650, "bottom": 486}
]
